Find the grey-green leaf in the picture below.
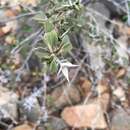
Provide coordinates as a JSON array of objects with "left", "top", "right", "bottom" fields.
[
  {"left": 61, "top": 35, "right": 72, "bottom": 53},
  {"left": 35, "top": 51, "right": 50, "bottom": 60},
  {"left": 33, "top": 11, "right": 46, "bottom": 22},
  {"left": 50, "top": 59, "right": 58, "bottom": 73},
  {"left": 62, "top": 43, "right": 72, "bottom": 53},
  {"left": 62, "top": 35, "right": 71, "bottom": 44},
  {"left": 44, "top": 30, "right": 58, "bottom": 48},
  {"left": 44, "top": 20, "right": 54, "bottom": 32}
]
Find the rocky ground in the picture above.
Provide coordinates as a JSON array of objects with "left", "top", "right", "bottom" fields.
[{"left": 0, "top": 0, "right": 130, "bottom": 130}]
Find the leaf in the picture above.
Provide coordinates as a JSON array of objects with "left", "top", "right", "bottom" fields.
[
  {"left": 61, "top": 43, "right": 72, "bottom": 53},
  {"left": 122, "top": 15, "right": 128, "bottom": 22},
  {"left": 77, "top": 15, "right": 86, "bottom": 27},
  {"left": 62, "top": 35, "right": 71, "bottom": 44},
  {"left": 35, "top": 51, "right": 50, "bottom": 60},
  {"left": 61, "top": 35, "right": 72, "bottom": 53},
  {"left": 44, "top": 30, "right": 58, "bottom": 49},
  {"left": 33, "top": 11, "right": 46, "bottom": 22},
  {"left": 50, "top": 59, "right": 58, "bottom": 73},
  {"left": 22, "top": 25, "right": 32, "bottom": 33},
  {"left": 40, "top": 0, "right": 48, "bottom": 4},
  {"left": 44, "top": 20, "right": 54, "bottom": 32}
]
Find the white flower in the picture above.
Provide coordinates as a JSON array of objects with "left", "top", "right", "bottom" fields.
[{"left": 57, "top": 61, "right": 79, "bottom": 82}]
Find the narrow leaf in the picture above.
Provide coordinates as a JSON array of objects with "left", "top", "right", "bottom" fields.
[
  {"left": 44, "top": 20, "right": 54, "bottom": 32},
  {"left": 61, "top": 43, "right": 72, "bottom": 53},
  {"left": 44, "top": 30, "right": 58, "bottom": 49},
  {"left": 50, "top": 59, "right": 58, "bottom": 73},
  {"left": 62, "top": 35, "right": 71, "bottom": 44}
]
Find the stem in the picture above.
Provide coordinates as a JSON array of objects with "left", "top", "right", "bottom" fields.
[
  {"left": 0, "top": 12, "right": 39, "bottom": 24},
  {"left": 11, "top": 28, "right": 43, "bottom": 54}
]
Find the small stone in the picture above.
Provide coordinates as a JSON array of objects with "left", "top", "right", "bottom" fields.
[
  {"left": 113, "top": 87, "right": 126, "bottom": 101},
  {"left": 51, "top": 85, "right": 81, "bottom": 109},
  {"left": 1, "top": 21, "right": 18, "bottom": 34},
  {"left": 97, "top": 80, "right": 110, "bottom": 111},
  {"left": 116, "top": 68, "right": 126, "bottom": 78},
  {"left": 5, "top": 9, "right": 16, "bottom": 17},
  {"left": 0, "top": 28, "right": 5, "bottom": 37},
  {"left": 97, "top": 79, "right": 110, "bottom": 95},
  {"left": 13, "top": 124, "right": 33, "bottom": 130},
  {"left": 61, "top": 104, "right": 107, "bottom": 129},
  {"left": 5, "top": 35, "right": 16, "bottom": 45},
  {"left": 99, "top": 93, "right": 110, "bottom": 112},
  {"left": 1, "top": 25, "right": 11, "bottom": 34},
  {"left": 79, "top": 77, "right": 91, "bottom": 97},
  {"left": 12, "top": 53, "right": 22, "bottom": 66}
]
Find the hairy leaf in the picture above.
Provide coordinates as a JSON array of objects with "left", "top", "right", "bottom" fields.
[{"left": 44, "top": 30, "right": 58, "bottom": 49}]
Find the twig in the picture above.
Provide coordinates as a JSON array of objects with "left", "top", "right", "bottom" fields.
[
  {"left": 0, "top": 12, "right": 39, "bottom": 24},
  {"left": 69, "top": 51, "right": 88, "bottom": 77},
  {"left": 69, "top": 54, "right": 88, "bottom": 85},
  {"left": 11, "top": 28, "right": 43, "bottom": 54},
  {"left": 15, "top": 30, "right": 43, "bottom": 81}
]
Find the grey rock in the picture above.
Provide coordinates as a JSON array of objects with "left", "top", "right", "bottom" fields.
[
  {"left": 19, "top": 97, "right": 41, "bottom": 123},
  {"left": 111, "top": 109, "right": 130, "bottom": 130},
  {"left": 83, "top": 0, "right": 126, "bottom": 17},
  {"left": 44, "top": 117, "right": 68, "bottom": 130},
  {"left": 0, "top": 86, "right": 18, "bottom": 120},
  {"left": 87, "top": 1, "right": 110, "bottom": 31},
  {"left": 101, "top": 0, "right": 126, "bottom": 17},
  {"left": 84, "top": 0, "right": 126, "bottom": 33},
  {"left": 50, "top": 85, "right": 81, "bottom": 109}
]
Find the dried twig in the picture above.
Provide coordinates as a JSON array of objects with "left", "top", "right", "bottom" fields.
[
  {"left": 15, "top": 29, "right": 43, "bottom": 81},
  {"left": 0, "top": 12, "right": 39, "bottom": 24}
]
